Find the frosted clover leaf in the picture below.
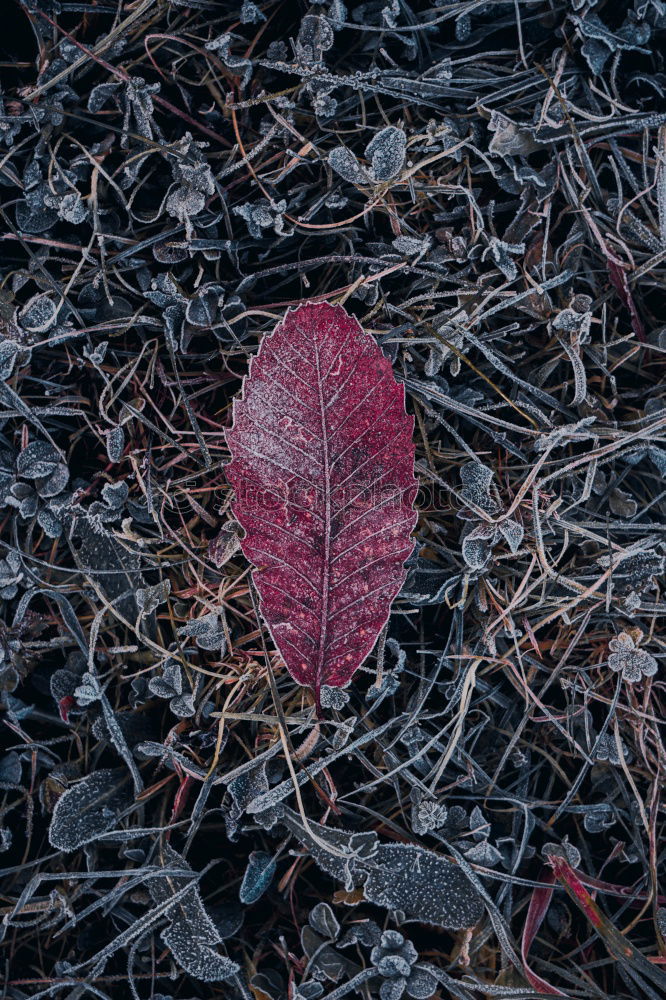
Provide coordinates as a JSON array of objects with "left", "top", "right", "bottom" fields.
[
  {"left": 240, "top": 0, "right": 265, "bottom": 23},
  {"left": 205, "top": 34, "right": 252, "bottom": 87},
  {"left": 572, "top": 12, "right": 652, "bottom": 77},
  {"left": 136, "top": 579, "right": 171, "bottom": 618},
  {"left": 320, "top": 685, "right": 350, "bottom": 710},
  {"left": 233, "top": 198, "right": 290, "bottom": 239},
  {"left": 120, "top": 77, "right": 159, "bottom": 145},
  {"left": 328, "top": 127, "right": 406, "bottom": 186},
  {"left": 17, "top": 441, "right": 62, "bottom": 479},
  {"left": 58, "top": 192, "right": 87, "bottom": 225},
  {"left": 296, "top": 14, "right": 334, "bottom": 64},
  {"left": 328, "top": 146, "right": 366, "bottom": 184},
  {"left": 608, "top": 631, "right": 658, "bottom": 683},
  {"left": 594, "top": 732, "right": 629, "bottom": 765},
  {"left": 74, "top": 672, "right": 102, "bottom": 707},
  {"left": 88, "top": 76, "right": 160, "bottom": 155},
  {"left": 8, "top": 441, "right": 71, "bottom": 538},
  {"left": 464, "top": 840, "right": 503, "bottom": 868},
  {"left": 410, "top": 788, "right": 447, "bottom": 835},
  {"left": 552, "top": 294, "right": 593, "bottom": 343},
  {"left": 178, "top": 610, "right": 226, "bottom": 652},
  {"left": 459, "top": 462, "right": 501, "bottom": 515},
  {"left": 18, "top": 294, "right": 58, "bottom": 334},
  {"left": 461, "top": 522, "right": 495, "bottom": 571},
  {"left": 481, "top": 236, "right": 525, "bottom": 282},
  {"left": 372, "top": 931, "right": 416, "bottom": 986},
  {"left": 371, "top": 930, "right": 438, "bottom": 1000},
  {"left": 308, "top": 901, "right": 340, "bottom": 940},
  {"left": 0, "top": 340, "right": 22, "bottom": 381},
  {"left": 460, "top": 519, "right": 523, "bottom": 571},
  {"left": 166, "top": 156, "right": 215, "bottom": 238},
  {"left": 543, "top": 838, "right": 581, "bottom": 869},
  {"left": 393, "top": 235, "right": 432, "bottom": 257},
  {"left": 149, "top": 660, "right": 195, "bottom": 718},
  {"left": 0, "top": 552, "right": 23, "bottom": 599}
]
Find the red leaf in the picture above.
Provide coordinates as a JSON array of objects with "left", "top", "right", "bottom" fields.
[
  {"left": 521, "top": 867, "right": 567, "bottom": 996},
  {"left": 226, "top": 302, "right": 417, "bottom": 709}
]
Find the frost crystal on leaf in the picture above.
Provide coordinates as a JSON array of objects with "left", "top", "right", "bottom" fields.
[
  {"left": 464, "top": 840, "right": 503, "bottom": 867},
  {"left": 281, "top": 808, "right": 379, "bottom": 891},
  {"left": 584, "top": 803, "right": 616, "bottom": 834},
  {"left": 208, "top": 521, "right": 242, "bottom": 567},
  {"left": 165, "top": 143, "right": 215, "bottom": 237},
  {"left": 481, "top": 236, "right": 525, "bottom": 281},
  {"left": 280, "top": 809, "right": 482, "bottom": 929},
  {"left": 329, "top": 127, "right": 406, "bottom": 185},
  {"left": 17, "top": 441, "right": 61, "bottom": 479},
  {"left": 73, "top": 671, "right": 102, "bottom": 707},
  {"left": 461, "top": 522, "right": 495, "bottom": 570},
  {"left": 363, "top": 844, "right": 483, "bottom": 930},
  {"left": 241, "top": 0, "right": 265, "bottom": 24},
  {"left": 498, "top": 518, "right": 524, "bottom": 554},
  {"left": 393, "top": 235, "right": 432, "bottom": 256}
]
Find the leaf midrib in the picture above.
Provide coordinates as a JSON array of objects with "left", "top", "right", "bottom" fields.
[{"left": 313, "top": 342, "right": 331, "bottom": 705}]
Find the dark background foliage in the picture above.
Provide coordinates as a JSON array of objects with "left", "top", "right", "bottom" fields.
[{"left": 0, "top": 1, "right": 665, "bottom": 998}]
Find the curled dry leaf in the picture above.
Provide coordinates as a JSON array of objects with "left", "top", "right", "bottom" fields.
[{"left": 226, "top": 302, "right": 417, "bottom": 709}]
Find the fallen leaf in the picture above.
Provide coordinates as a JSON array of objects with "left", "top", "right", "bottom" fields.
[{"left": 226, "top": 302, "right": 417, "bottom": 709}]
